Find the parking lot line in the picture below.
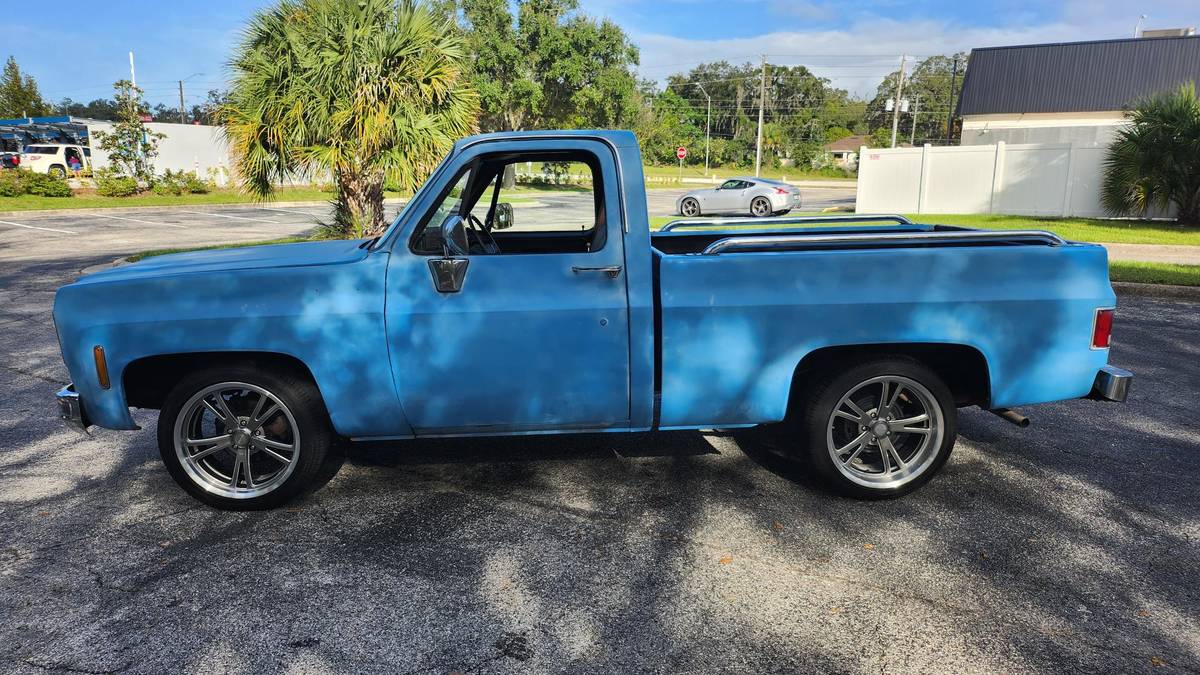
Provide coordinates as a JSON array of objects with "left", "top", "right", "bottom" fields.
[
  {"left": 90, "top": 213, "right": 186, "bottom": 228},
  {"left": 177, "top": 209, "right": 279, "bottom": 223},
  {"left": 0, "top": 219, "right": 76, "bottom": 235}
]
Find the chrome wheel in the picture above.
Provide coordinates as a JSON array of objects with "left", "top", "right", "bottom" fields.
[
  {"left": 173, "top": 382, "right": 300, "bottom": 499},
  {"left": 751, "top": 197, "right": 771, "bottom": 217},
  {"left": 681, "top": 198, "right": 700, "bottom": 217},
  {"left": 825, "top": 375, "right": 944, "bottom": 489}
]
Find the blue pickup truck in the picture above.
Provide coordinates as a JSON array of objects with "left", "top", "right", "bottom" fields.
[{"left": 53, "top": 130, "right": 1132, "bottom": 509}]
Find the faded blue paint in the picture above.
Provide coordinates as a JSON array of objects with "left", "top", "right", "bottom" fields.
[{"left": 52, "top": 129, "right": 1118, "bottom": 440}]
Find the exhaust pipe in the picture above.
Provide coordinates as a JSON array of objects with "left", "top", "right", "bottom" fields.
[{"left": 989, "top": 408, "right": 1030, "bottom": 427}]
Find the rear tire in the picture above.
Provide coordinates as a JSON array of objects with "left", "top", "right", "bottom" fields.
[
  {"left": 789, "top": 357, "right": 957, "bottom": 499},
  {"left": 156, "top": 363, "right": 338, "bottom": 510},
  {"left": 48, "top": 165, "right": 66, "bottom": 179},
  {"left": 750, "top": 196, "right": 772, "bottom": 217}
]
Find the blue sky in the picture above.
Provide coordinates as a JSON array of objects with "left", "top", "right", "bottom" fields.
[{"left": 6, "top": 0, "right": 1197, "bottom": 105}]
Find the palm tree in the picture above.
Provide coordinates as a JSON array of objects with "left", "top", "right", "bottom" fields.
[
  {"left": 1101, "top": 84, "right": 1200, "bottom": 225},
  {"left": 222, "top": 0, "right": 478, "bottom": 238}
]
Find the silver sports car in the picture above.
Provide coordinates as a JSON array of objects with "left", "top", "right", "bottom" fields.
[{"left": 675, "top": 176, "right": 802, "bottom": 217}]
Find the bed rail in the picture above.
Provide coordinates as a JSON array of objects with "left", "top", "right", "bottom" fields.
[
  {"left": 659, "top": 213, "right": 914, "bottom": 232},
  {"left": 700, "top": 228, "right": 1067, "bottom": 255}
]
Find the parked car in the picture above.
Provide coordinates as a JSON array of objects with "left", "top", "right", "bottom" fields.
[
  {"left": 53, "top": 129, "right": 1131, "bottom": 510},
  {"left": 676, "top": 176, "right": 802, "bottom": 217},
  {"left": 0, "top": 151, "right": 20, "bottom": 169},
  {"left": 20, "top": 144, "right": 91, "bottom": 177}
]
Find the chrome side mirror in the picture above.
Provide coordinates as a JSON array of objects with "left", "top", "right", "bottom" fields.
[
  {"left": 440, "top": 214, "right": 469, "bottom": 257},
  {"left": 493, "top": 202, "right": 514, "bottom": 230}
]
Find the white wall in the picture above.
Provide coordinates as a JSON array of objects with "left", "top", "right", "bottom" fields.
[
  {"left": 856, "top": 141, "right": 1126, "bottom": 218},
  {"left": 961, "top": 111, "right": 1128, "bottom": 147},
  {"left": 86, "top": 122, "right": 233, "bottom": 186}
]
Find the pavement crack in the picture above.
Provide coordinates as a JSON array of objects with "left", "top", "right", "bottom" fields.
[{"left": 1, "top": 364, "right": 65, "bottom": 385}]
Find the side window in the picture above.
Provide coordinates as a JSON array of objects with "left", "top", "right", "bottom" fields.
[
  {"left": 719, "top": 179, "right": 739, "bottom": 190},
  {"left": 412, "top": 152, "right": 606, "bottom": 256}
]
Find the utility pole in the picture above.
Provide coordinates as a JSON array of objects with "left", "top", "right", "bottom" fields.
[
  {"left": 698, "top": 82, "right": 712, "bottom": 175},
  {"left": 946, "top": 56, "right": 959, "bottom": 144},
  {"left": 755, "top": 55, "right": 766, "bottom": 177},
  {"left": 890, "top": 54, "right": 907, "bottom": 148},
  {"left": 178, "top": 81, "right": 187, "bottom": 123},
  {"left": 128, "top": 51, "right": 137, "bottom": 88},
  {"left": 910, "top": 95, "right": 920, "bottom": 146}
]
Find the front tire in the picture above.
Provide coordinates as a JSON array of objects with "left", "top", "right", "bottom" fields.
[
  {"left": 750, "top": 196, "right": 772, "bottom": 217},
  {"left": 680, "top": 197, "right": 700, "bottom": 217},
  {"left": 791, "top": 357, "right": 957, "bottom": 499},
  {"left": 156, "top": 364, "right": 337, "bottom": 510}
]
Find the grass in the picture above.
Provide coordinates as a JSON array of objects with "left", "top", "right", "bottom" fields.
[
  {"left": 1108, "top": 261, "right": 1200, "bottom": 286},
  {"left": 0, "top": 186, "right": 408, "bottom": 212}
]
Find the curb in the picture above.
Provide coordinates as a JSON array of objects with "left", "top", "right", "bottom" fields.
[
  {"left": 1113, "top": 281, "right": 1200, "bottom": 301},
  {"left": 0, "top": 197, "right": 406, "bottom": 219}
]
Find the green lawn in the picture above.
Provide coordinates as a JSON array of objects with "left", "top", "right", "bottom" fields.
[
  {"left": 0, "top": 187, "right": 408, "bottom": 212},
  {"left": 1108, "top": 261, "right": 1200, "bottom": 286}
]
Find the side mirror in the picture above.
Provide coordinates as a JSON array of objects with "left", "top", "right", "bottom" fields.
[
  {"left": 440, "top": 214, "right": 469, "bottom": 256},
  {"left": 493, "top": 202, "right": 514, "bottom": 230}
]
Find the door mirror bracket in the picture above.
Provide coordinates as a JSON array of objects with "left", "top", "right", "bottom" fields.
[{"left": 428, "top": 258, "right": 469, "bottom": 293}]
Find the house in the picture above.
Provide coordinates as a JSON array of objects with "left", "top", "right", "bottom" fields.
[
  {"left": 956, "top": 33, "right": 1200, "bottom": 146},
  {"left": 823, "top": 135, "right": 867, "bottom": 168}
]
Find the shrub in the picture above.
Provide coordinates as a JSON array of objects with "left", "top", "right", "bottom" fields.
[
  {"left": 95, "top": 168, "right": 140, "bottom": 197},
  {"left": 153, "top": 169, "right": 211, "bottom": 195},
  {"left": 182, "top": 172, "right": 210, "bottom": 194},
  {"left": 0, "top": 170, "right": 23, "bottom": 197},
  {"left": 22, "top": 171, "right": 73, "bottom": 197}
]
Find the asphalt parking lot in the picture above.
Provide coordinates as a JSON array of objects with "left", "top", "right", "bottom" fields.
[{"left": 1, "top": 196, "right": 1197, "bottom": 673}]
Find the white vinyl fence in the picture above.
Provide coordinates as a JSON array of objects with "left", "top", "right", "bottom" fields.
[{"left": 855, "top": 141, "right": 1115, "bottom": 217}]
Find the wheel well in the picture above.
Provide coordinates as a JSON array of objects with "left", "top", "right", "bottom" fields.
[
  {"left": 122, "top": 352, "right": 317, "bottom": 410},
  {"left": 791, "top": 343, "right": 991, "bottom": 409}
]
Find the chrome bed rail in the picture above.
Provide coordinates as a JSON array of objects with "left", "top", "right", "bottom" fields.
[
  {"left": 659, "top": 213, "right": 914, "bottom": 232},
  {"left": 700, "top": 228, "right": 1068, "bottom": 255}
]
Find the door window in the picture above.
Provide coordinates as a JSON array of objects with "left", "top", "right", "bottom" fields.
[{"left": 412, "top": 151, "right": 606, "bottom": 256}]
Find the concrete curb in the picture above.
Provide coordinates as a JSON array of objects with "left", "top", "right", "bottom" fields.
[
  {"left": 0, "top": 197, "right": 406, "bottom": 219},
  {"left": 1113, "top": 281, "right": 1200, "bottom": 301}
]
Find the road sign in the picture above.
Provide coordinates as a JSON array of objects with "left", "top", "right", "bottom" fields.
[{"left": 676, "top": 146, "right": 687, "bottom": 159}]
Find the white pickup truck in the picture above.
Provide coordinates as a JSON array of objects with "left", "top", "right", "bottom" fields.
[{"left": 21, "top": 144, "right": 91, "bottom": 177}]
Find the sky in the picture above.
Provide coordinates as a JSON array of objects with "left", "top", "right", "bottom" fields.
[{"left": 5, "top": 0, "right": 1198, "bottom": 109}]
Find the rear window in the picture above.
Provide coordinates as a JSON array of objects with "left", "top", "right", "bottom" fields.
[{"left": 23, "top": 146, "right": 58, "bottom": 154}]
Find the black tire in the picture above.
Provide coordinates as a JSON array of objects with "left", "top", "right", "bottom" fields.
[
  {"left": 750, "top": 196, "right": 772, "bottom": 217},
  {"left": 773, "top": 209, "right": 792, "bottom": 216},
  {"left": 789, "top": 356, "right": 957, "bottom": 499},
  {"left": 48, "top": 165, "right": 66, "bottom": 179},
  {"left": 680, "top": 197, "right": 701, "bottom": 217},
  {"left": 156, "top": 362, "right": 338, "bottom": 510}
]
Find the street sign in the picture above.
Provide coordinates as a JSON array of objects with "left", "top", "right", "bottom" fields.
[{"left": 676, "top": 146, "right": 687, "bottom": 160}]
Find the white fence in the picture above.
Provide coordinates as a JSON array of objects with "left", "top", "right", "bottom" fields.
[{"left": 855, "top": 141, "right": 1114, "bottom": 217}]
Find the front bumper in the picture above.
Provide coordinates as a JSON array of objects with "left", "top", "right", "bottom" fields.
[
  {"left": 1089, "top": 365, "right": 1133, "bottom": 402},
  {"left": 56, "top": 384, "right": 91, "bottom": 434}
]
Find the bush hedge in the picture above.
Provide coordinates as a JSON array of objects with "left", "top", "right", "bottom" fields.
[{"left": 0, "top": 170, "right": 73, "bottom": 198}]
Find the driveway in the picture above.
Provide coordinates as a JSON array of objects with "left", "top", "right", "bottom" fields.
[{"left": 0, "top": 203, "right": 1197, "bottom": 673}]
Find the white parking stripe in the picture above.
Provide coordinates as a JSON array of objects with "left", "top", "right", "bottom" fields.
[
  {"left": 177, "top": 209, "right": 279, "bottom": 223},
  {"left": 0, "top": 219, "right": 76, "bottom": 234},
  {"left": 90, "top": 212, "right": 186, "bottom": 228},
  {"left": 253, "top": 207, "right": 324, "bottom": 216}
]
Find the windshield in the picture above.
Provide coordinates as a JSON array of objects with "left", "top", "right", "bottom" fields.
[{"left": 371, "top": 147, "right": 457, "bottom": 250}]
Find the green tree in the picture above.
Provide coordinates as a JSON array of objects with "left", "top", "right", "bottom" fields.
[
  {"left": 632, "top": 87, "right": 703, "bottom": 164},
  {"left": 455, "top": 0, "right": 641, "bottom": 131},
  {"left": 1101, "top": 84, "right": 1200, "bottom": 225},
  {"left": 92, "top": 80, "right": 166, "bottom": 181},
  {"left": 866, "top": 54, "right": 967, "bottom": 145},
  {"left": 0, "top": 56, "right": 51, "bottom": 118},
  {"left": 222, "top": 0, "right": 479, "bottom": 238}
]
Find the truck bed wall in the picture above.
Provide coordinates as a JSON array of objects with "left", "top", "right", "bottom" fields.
[{"left": 655, "top": 243, "right": 1114, "bottom": 428}]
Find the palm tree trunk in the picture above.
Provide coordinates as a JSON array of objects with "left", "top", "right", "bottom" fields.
[{"left": 335, "top": 170, "right": 387, "bottom": 238}]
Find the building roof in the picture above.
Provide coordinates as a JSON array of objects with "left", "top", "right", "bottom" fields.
[
  {"left": 957, "top": 35, "right": 1200, "bottom": 116},
  {"left": 824, "top": 135, "right": 867, "bottom": 152}
]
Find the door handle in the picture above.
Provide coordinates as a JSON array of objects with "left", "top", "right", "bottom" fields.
[{"left": 571, "top": 265, "right": 622, "bottom": 279}]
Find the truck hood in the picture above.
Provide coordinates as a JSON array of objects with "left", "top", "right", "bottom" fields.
[{"left": 75, "top": 238, "right": 373, "bottom": 285}]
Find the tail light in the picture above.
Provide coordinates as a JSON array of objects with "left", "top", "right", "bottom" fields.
[
  {"left": 1092, "top": 308, "right": 1114, "bottom": 349},
  {"left": 774, "top": 188, "right": 788, "bottom": 195},
  {"left": 11, "top": 155, "right": 18, "bottom": 166}
]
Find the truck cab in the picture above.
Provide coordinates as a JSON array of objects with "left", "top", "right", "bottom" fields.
[{"left": 53, "top": 130, "right": 1131, "bottom": 510}]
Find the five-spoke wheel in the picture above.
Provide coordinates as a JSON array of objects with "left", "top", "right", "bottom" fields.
[
  {"left": 750, "top": 196, "right": 772, "bottom": 217},
  {"left": 680, "top": 197, "right": 700, "bottom": 217}
]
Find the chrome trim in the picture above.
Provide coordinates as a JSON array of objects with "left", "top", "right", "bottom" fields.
[
  {"left": 571, "top": 265, "right": 623, "bottom": 279},
  {"left": 700, "top": 228, "right": 1067, "bottom": 255},
  {"left": 56, "top": 384, "right": 90, "bottom": 434},
  {"left": 660, "top": 213, "right": 914, "bottom": 232},
  {"left": 1090, "top": 365, "right": 1133, "bottom": 402}
]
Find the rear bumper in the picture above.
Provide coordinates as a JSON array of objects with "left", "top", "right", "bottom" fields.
[
  {"left": 56, "top": 384, "right": 91, "bottom": 434},
  {"left": 1088, "top": 365, "right": 1133, "bottom": 402}
]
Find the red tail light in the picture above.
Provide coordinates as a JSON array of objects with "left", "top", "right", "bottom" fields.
[
  {"left": 1092, "top": 308, "right": 1114, "bottom": 349},
  {"left": 774, "top": 187, "right": 788, "bottom": 195},
  {"left": 11, "top": 156, "right": 18, "bottom": 166}
]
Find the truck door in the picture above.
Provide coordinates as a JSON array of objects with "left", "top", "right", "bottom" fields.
[{"left": 385, "top": 141, "right": 632, "bottom": 435}]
